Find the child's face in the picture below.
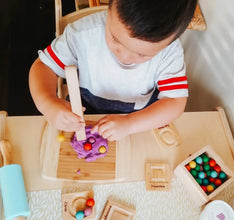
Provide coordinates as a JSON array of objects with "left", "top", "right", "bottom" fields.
[{"left": 105, "top": 6, "right": 175, "bottom": 65}]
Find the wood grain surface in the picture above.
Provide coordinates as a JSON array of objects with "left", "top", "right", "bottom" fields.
[{"left": 57, "top": 130, "right": 116, "bottom": 181}]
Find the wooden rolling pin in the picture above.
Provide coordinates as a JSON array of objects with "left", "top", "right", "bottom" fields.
[{"left": 0, "top": 111, "right": 30, "bottom": 220}]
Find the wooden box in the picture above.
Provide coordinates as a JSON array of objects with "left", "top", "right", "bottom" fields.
[{"left": 174, "top": 145, "right": 234, "bottom": 206}]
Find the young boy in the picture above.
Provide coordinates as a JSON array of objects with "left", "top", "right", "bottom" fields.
[{"left": 29, "top": 0, "right": 197, "bottom": 141}]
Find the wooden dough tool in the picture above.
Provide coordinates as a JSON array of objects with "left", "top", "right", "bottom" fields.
[
  {"left": 0, "top": 111, "right": 30, "bottom": 220},
  {"left": 65, "top": 65, "right": 86, "bottom": 141}
]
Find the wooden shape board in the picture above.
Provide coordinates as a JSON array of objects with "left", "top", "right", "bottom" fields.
[
  {"left": 62, "top": 191, "right": 95, "bottom": 220},
  {"left": 145, "top": 162, "right": 171, "bottom": 191},
  {"left": 100, "top": 200, "right": 135, "bottom": 220},
  {"left": 40, "top": 119, "right": 119, "bottom": 182},
  {"left": 153, "top": 123, "right": 182, "bottom": 149}
]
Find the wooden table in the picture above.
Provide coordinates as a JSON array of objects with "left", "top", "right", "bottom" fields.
[{"left": 3, "top": 107, "right": 234, "bottom": 192}]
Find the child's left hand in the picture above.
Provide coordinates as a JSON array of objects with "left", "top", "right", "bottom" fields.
[{"left": 91, "top": 115, "right": 130, "bottom": 141}]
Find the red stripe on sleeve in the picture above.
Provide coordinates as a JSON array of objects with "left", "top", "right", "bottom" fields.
[
  {"left": 158, "top": 76, "right": 187, "bottom": 86},
  {"left": 46, "top": 45, "right": 65, "bottom": 70},
  {"left": 159, "top": 84, "right": 188, "bottom": 92}
]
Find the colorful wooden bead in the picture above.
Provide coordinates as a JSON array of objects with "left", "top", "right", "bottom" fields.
[
  {"left": 206, "top": 184, "right": 214, "bottom": 193},
  {"left": 98, "top": 146, "right": 107, "bottom": 154},
  {"left": 86, "top": 198, "right": 95, "bottom": 207},
  {"left": 219, "top": 171, "right": 227, "bottom": 179},
  {"left": 210, "top": 170, "right": 218, "bottom": 178},
  {"left": 202, "top": 155, "right": 210, "bottom": 163},
  {"left": 57, "top": 134, "right": 65, "bottom": 142},
  {"left": 214, "top": 164, "right": 221, "bottom": 173},
  {"left": 88, "top": 137, "right": 96, "bottom": 144},
  {"left": 209, "top": 177, "right": 215, "bottom": 183},
  {"left": 214, "top": 179, "right": 222, "bottom": 186},
  {"left": 84, "top": 207, "right": 92, "bottom": 216},
  {"left": 189, "top": 161, "right": 196, "bottom": 169},
  {"left": 198, "top": 171, "right": 206, "bottom": 179},
  {"left": 203, "top": 164, "right": 210, "bottom": 171},
  {"left": 84, "top": 142, "right": 92, "bottom": 151},
  {"left": 201, "top": 185, "right": 207, "bottom": 192},
  {"left": 209, "top": 159, "right": 216, "bottom": 167},
  {"left": 202, "top": 178, "right": 209, "bottom": 186},
  {"left": 195, "top": 164, "right": 201, "bottom": 171},
  {"left": 190, "top": 169, "right": 197, "bottom": 177},
  {"left": 206, "top": 170, "right": 211, "bottom": 177},
  {"left": 185, "top": 164, "right": 191, "bottom": 171},
  {"left": 196, "top": 178, "right": 202, "bottom": 185},
  {"left": 195, "top": 156, "right": 203, "bottom": 165},
  {"left": 75, "top": 211, "right": 85, "bottom": 220}
]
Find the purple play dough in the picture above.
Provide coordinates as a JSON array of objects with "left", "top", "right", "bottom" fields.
[{"left": 70, "top": 125, "right": 108, "bottom": 162}]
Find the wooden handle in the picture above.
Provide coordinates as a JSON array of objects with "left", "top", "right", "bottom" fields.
[
  {"left": 0, "top": 140, "right": 12, "bottom": 166},
  {"left": 0, "top": 111, "right": 8, "bottom": 140},
  {"left": 65, "top": 65, "right": 86, "bottom": 141}
]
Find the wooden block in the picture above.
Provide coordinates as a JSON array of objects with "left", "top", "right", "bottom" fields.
[
  {"left": 145, "top": 162, "right": 171, "bottom": 191},
  {"left": 174, "top": 145, "right": 234, "bottom": 206},
  {"left": 65, "top": 65, "right": 86, "bottom": 141},
  {"left": 100, "top": 200, "right": 135, "bottom": 220},
  {"left": 62, "top": 191, "right": 95, "bottom": 220},
  {"left": 153, "top": 123, "right": 182, "bottom": 149}
]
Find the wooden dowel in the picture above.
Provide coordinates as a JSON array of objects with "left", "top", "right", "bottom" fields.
[{"left": 65, "top": 66, "right": 86, "bottom": 141}]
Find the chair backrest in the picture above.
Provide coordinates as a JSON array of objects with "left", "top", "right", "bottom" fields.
[
  {"left": 55, "top": 0, "right": 206, "bottom": 98},
  {"left": 55, "top": 0, "right": 108, "bottom": 37}
]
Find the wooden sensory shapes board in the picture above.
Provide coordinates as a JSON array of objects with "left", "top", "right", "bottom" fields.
[
  {"left": 40, "top": 119, "right": 118, "bottom": 182},
  {"left": 100, "top": 200, "right": 135, "bottom": 220},
  {"left": 62, "top": 191, "right": 95, "bottom": 220}
]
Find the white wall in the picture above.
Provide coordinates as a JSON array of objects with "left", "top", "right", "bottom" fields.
[{"left": 181, "top": 0, "right": 234, "bottom": 136}]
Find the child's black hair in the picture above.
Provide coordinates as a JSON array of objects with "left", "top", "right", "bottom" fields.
[{"left": 109, "top": 0, "right": 198, "bottom": 43}]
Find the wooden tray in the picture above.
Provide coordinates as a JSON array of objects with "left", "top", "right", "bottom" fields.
[{"left": 40, "top": 115, "right": 131, "bottom": 183}]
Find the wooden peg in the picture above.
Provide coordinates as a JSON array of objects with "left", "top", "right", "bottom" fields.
[{"left": 65, "top": 65, "right": 86, "bottom": 141}]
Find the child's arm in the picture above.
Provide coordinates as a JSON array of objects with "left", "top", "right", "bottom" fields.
[
  {"left": 91, "top": 97, "right": 187, "bottom": 141},
  {"left": 29, "top": 58, "right": 85, "bottom": 131}
]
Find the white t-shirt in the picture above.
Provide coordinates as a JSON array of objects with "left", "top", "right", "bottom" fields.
[{"left": 39, "top": 11, "right": 188, "bottom": 113}]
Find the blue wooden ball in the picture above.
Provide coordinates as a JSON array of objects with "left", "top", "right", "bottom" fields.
[{"left": 75, "top": 211, "right": 85, "bottom": 220}]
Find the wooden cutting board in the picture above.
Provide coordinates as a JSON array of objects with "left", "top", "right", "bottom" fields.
[{"left": 40, "top": 115, "right": 130, "bottom": 183}]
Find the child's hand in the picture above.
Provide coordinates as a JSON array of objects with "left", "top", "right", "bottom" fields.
[
  {"left": 91, "top": 115, "right": 130, "bottom": 141},
  {"left": 43, "top": 97, "right": 85, "bottom": 132}
]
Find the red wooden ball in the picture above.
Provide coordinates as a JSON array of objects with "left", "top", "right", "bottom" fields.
[
  {"left": 209, "top": 177, "right": 215, "bottom": 183},
  {"left": 84, "top": 142, "right": 92, "bottom": 151},
  {"left": 86, "top": 198, "right": 95, "bottom": 207},
  {"left": 201, "top": 185, "right": 207, "bottom": 192},
  {"left": 185, "top": 164, "right": 191, "bottom": 171},
  {"left": 214, "top": 165, "right": 221, "bottom": 173},
  {"left": 214, "top": 179, "right": 222, "bottom": 186},
  {"left": 209, "top": 159, "right": 216, "bottom": 167}
]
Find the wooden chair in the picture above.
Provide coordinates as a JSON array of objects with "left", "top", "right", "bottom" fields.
[{"left": 54, "top": 0, "right": 108, "bottom": 98}]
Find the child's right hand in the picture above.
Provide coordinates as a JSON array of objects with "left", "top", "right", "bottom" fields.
[{"left": 43, "top": 97, "right": 85, "bottom": 132}]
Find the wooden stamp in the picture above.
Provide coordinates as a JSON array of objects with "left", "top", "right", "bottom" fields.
[
  {"left": 100, "top": 200, "right": 135, "bottom": 220},
  {"left": 145, "top": 162, "right": 171, "bottom": 191},
  {"left": 62, "top": 191, "right": 95, "bottom": 220},
  {"left": 153, "top": 123, "right": 182, "bottom": 149}
]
